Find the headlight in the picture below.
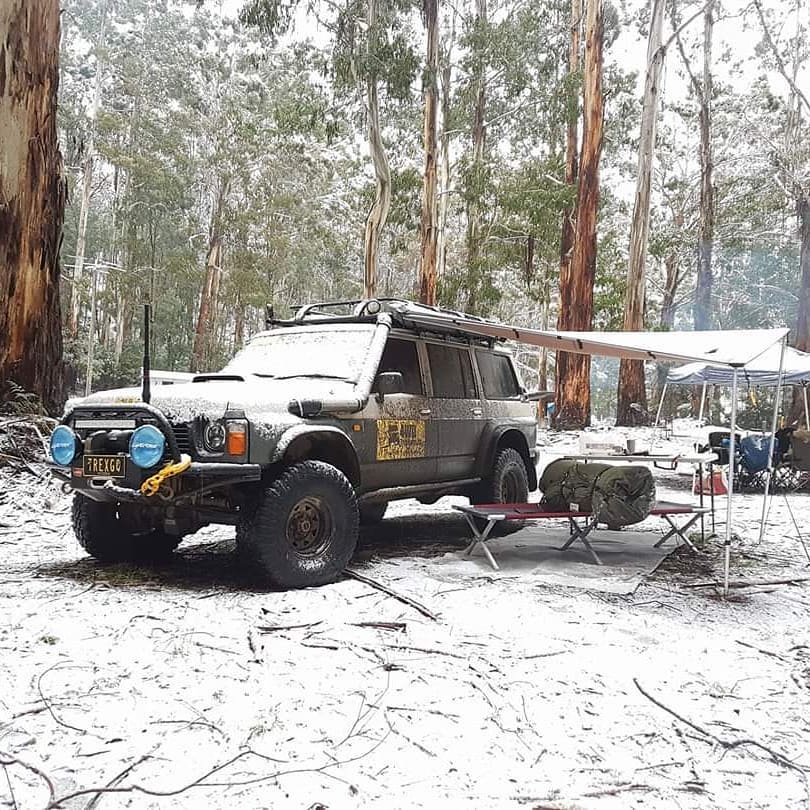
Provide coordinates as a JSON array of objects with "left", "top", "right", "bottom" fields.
[
  {"left": 129, "top": 425, "right": 165, "bottom": 469},
  {"left": 50, "top": 426, "right": 78, "bottom": 466},
  {"left": 204, "top": 421, "right": 227, "bottom": 452}
]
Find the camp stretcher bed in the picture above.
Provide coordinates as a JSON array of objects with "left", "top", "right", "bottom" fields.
[{"left": 453, "top": 501, "right": 711, "bottom": 569}]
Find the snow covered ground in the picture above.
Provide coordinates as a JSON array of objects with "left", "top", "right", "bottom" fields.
[{"left": 1, "top": 420, "right": 809, "bottom": 809}]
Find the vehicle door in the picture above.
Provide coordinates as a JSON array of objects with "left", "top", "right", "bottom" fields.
[
  {"left": 356, "top": 335, "right": 438, "bottom": 489},
  {"left": 474, "top": 348, "right": 537, "bottom": 443},
  {"left": 424, "top": 341, "right": 485, "bottom": 481}
]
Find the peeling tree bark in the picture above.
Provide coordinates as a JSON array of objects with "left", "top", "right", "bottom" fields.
[
  {"left": 556, "top": 0, "right": 603, "bottom": 430},
  {"left": 555, "top": 0, "right": 582, "bottom": 422},
  {"left": 465, "top": 0, "right": 487, "bottom": 312},
  {"left": 436, "top": 18, "right": 454, "bottom": 289},
  {"left": 68, "top": 0, "right": 107, "bottom": 338},
  {"left": 363, "top": 0, "right": 392, "bottom": 300},
  {"left": 617, "top": 0, "right": 665, "bottom": 425},
  {"left": 675, "top": 2, "right": 714, "bottom": 332},
  {"left": 0, "top": 0, "right": 66, "bottom": 413},
  {"left": 191, "top": 181, "right": 227, "bottom": 373},
  {"left": 419, "top": 0, "right": 439, "bottom": 306}
]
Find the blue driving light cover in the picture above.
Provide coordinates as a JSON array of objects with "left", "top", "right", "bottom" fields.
[
  {"left": 129, "top": 425, "right": 166, "bottom": 469},
  {"left": 50, "top": 425, "right": 78, "bottom": 466}
]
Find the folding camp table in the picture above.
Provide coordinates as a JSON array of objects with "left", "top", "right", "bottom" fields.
[{"left": 454, "top": 501, "right": 711, "bottom": 569}]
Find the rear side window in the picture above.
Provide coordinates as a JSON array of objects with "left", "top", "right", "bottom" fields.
[
  {"left": 476, "top": 351, "right": 520, "bottom": 399},
  {"left": 427, "top": 344, "right": 478, "bottom": 399},
  {"left": 375, "top": 338, "right": 423, "bottom": 394}
]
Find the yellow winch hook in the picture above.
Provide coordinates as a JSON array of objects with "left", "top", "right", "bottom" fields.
[{"left": 140, "top": 454, "right": 192, "bottom": 497}]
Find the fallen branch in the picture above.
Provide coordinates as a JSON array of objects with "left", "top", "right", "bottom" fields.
[
  {"left": 684, "top": 577, "right": 810, "bottom": 590},
  {"left": 83, "top": 756, "right": 150, "bottom": 810},
  {"left": 351, "top": 621, "right": 407, "bottom": 632},
  {"left": 0, "top": 752, "right": 56, "bottom": 807},
  {"left": 735, "top": 639, "right": 788, "bottom": 662},
  {"left": 634, "top": 678, "right": 806, "bottom": 774},
  {"left": 256, "top": 621, "right": 322, "bottom": 633},
  {"left": 37, "top": 663, "right": 87, "bottom": 735},
  {"left": 343, "top": 569, "right": 438, "bottom": 621}
]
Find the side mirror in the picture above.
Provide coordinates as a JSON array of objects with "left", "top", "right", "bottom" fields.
[
  {"left": 375, "top": 371, "right": 404, "bottom": 400},
  {"left": 522, "top": 390, "right": 555, "bottom": 402}
]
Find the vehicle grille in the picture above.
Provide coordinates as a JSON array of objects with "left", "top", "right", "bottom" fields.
[{"left": 169, "top": 422, "right": 193, "bottom": 454}]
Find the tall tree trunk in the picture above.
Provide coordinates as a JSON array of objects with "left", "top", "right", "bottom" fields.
[
  {"left": 792, "top": 195, "right": 810, "bottom": 424},
  {"left": 68, "top": 0, "right": 107, "bottom": 338},
  {"left": 419, "top": 0, "right": 439, "bottom": 306},
  {"left": 554, "top": 0, "right": 582, "bottom": 422},
  {"left": 191, "top": 181, "right": 227, "bottom": 373},
  {"left": 0, "top": 0, "right": 66, "bottom": 413},
  {"left": 616, "top": 0, "right": 665, "bottom": 425},
  {"left": 363, "top": 0, "right": 392, "bottom": 300},
  {"left": 693, "top": 4, "right": 714, "bottom": 331},
  {"left": 465, "top": 0, "right": 487, "bottom": 312},
  {"left": 436, "top": 17, "right": 454, "bottom": 289},
  {"left": 556, "top": 0, "right": 603, "bottom": 430}
]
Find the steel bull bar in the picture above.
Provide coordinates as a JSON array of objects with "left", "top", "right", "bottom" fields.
[{"left": 57, "top": 402, "right": 262, "bottom": 500}]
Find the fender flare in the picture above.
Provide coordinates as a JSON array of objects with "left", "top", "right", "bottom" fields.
[
  {"left": 475, "top": 425, "right": 537, "bottom": 491},
  {"left": 271, "top": 425, "right": 361, "bottom": 486}
]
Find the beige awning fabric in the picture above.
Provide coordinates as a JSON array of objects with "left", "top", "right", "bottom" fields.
[{"left": 400, "top": 309, "right": 789, "bottom": 366}]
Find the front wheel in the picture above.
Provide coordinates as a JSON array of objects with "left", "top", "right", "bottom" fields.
[
  {"left": 71, "top": 495, "right": 181, "bottom": 562},
  {"left": 237, "top": 461, "right": 359, "bottom": 589}
]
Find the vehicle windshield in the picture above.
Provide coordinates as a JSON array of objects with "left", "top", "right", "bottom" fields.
[{"left": 222, "top": 325, "right": 377, "bottom": 383}]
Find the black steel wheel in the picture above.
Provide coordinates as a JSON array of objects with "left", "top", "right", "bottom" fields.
[
  {"left": 237, "top": 461, "right": 359, "bottom": 589},
  {"left": 71, "top": 495, "right": 181, "bottom": 563}
]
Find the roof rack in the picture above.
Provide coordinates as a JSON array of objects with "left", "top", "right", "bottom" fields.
[{"left": 263, "top": 298, "right": 505, "bottom": 344}]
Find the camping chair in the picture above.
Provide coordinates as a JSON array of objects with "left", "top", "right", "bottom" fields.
[{"left": 707, "top": 430, "right": 742, "bottom": 466}]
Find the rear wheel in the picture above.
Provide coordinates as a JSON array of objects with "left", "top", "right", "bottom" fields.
[
  {"left": 237, "top": 461, "right": 359, "bottom": 589},
  {"left": 472, "top": 447, "right": 530, "bottom": 536},
  {"left": 71, "top": 495, "right": 181, "bottom": 562}
]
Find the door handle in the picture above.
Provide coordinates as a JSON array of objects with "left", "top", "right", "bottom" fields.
[
  {"left": 472, "top": 408, "right": 483, "bottom": 416},
  {"left": 420, "top": 409, "right": 432, "bottom": 416}
]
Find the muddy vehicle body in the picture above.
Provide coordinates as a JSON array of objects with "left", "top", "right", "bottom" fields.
[{"left": 49, "top": 299, "right": 541, "bottom": 588}]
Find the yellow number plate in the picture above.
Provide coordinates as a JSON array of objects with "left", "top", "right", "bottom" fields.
[
  {"left": 83, "top": 454, "right": 126, "bottom": 478},
  {"left": 376, "top": 419, "right": 426, "bottom": 461}
]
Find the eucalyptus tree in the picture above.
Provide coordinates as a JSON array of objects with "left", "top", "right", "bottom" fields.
[
  {"left": 0, "top": 0, "right": 66, "bottom": 413},
  {"left": 241, "top": 0, "right": 418, "bottom": 299}
]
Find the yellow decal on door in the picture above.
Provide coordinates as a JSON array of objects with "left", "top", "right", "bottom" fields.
[{"left": 376, "top": 419, "right": 426, "bottom": 460}]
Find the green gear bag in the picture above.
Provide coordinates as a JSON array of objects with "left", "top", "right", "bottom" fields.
[{"left": 539, "top": 459, "right": 655, "bottom": 527}]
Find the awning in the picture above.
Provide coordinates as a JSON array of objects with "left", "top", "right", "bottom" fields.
[
  {"left": 667, "top": 344, "right": 810, "bottom": 386},
  {"left": 395, "top": 306, "right": 789, "bottom": 366}
]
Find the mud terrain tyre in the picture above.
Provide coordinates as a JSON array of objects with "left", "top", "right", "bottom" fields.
[
  {"left": 475, "top": 447, "right": 530, "bottom": 505},
  {"left": 71, "top": 495, "right": 181, "bottom": 562},
  {"left": 359, "top": 502, "right": 388, "bottom": 525},
  {"left": 238, "top": 461, "right": 359, "bottom": 589},
  {"left": 472, "top": 447, "right": 530, "bottom": 536}
]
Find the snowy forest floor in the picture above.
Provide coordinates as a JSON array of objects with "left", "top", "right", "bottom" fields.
[{"left": 1, "top": 421, "right": 810, "bottom": 810}]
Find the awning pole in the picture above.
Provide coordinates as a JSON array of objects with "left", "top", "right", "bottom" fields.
[
  {"left": 698, "top": 381, "right": 708, "bottom": 424},
  {"left": 757, "top": 336, "right": 787, "bottom": 545},
  {"left": 724, "top": 368, "right": 740, "bottom": 598},
  {"left": 804, "top": 383, "right": 809, "bottom": 429},
  {"left": 654, "top": 382, "right": 667, "bottom": 428}
]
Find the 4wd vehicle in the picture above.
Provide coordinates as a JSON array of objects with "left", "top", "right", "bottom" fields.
[{"left": 49, "top": 299, "right": 542, "bottom": 588}]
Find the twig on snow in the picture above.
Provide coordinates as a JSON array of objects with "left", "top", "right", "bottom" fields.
[
  {"left": 83, "top": 755, "right": 150, "bottom": 810},
  {"left": 0, "top": 752, "right": 56, "bottom": 807},
  {"left": 735, "top": 639, "right": 788, "bottom": 662},
  {"left": 37, "top": 663, "right": 87, "bottom": 735},
  {"left": 634, "top": 678, "right": 807, "bottom": 775},
  {"left": 342, "top": 569, "right": 438, "bottom": 621},
  {"left": 3, "top": 762, "right": 17, "bottom": 810},
  {"left": 351, "top": 621, "right": 407, "bottom": 632},
  {"left": 256, "top": 621, "right": 323, "bottom": 633}
]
